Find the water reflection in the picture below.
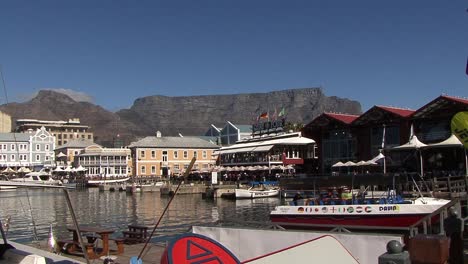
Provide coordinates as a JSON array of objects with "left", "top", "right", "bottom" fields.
[{"left": 0, "top": 188, "right": 281, "bottom": 243}]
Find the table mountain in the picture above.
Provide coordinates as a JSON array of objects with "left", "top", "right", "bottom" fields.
[{"left": 0, "top": 88, "right": 361, "bottom": 146}]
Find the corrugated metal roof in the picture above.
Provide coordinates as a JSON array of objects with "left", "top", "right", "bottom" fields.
[
  {"left": 0, "top": 133, "right": 30, "bottom": 142},
  {"left": 128, "top": 136, "right": 220, "bottom": 149},
  {"left": 56, "top": 139, "right": 99, "bottom": 149},
  {"left": 324, "top": 113, "right": 359, "bottom": 124},
  {"left": 377, "top": 106, "right": 415, "bottom": 117}
]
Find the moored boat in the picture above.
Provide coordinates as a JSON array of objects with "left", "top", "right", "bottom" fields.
[
  {"left": 235, "top": 187, "right": 279, "bottom": 199},
  {"left": 86, "top": 177, "right": 130, "bottom": 187},
  {"left": 10, "top": 171, "right": 62, "bottom": 186},
  {"left": 270, "top": 196, "right": 451, "bottom": 229}
]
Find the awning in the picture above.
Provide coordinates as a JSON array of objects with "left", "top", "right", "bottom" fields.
[
  {"left": 219, "top": 147, "right": 256, "bottom": 154},
  {"left": 252, "top": 145, "right": 274, "bottom": 152}
]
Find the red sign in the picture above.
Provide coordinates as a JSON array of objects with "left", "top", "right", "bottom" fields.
[{"left": 161, "top": 233, "right": 240, "bottom": 264}]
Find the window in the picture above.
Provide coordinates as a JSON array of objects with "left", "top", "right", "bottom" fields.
[
  {"left": 10, "top": 154, "right": 15, "bottom": 161},
  {"left": 11, "top": 144, "right": 15, "bottom": 151},
  {"left": 19, "top": 154, "right": 27, "bottom": 161},
  {"left": 151, "top": 150, "right": 156, "bottom": 158},
  {"left": 140, "top": 150, "right": 145, "bottom": 158},
  {"left": 141, "top": 165, "right": 146, "bottom": 174},
  {"left": 45, "top": 156, "right": 49, "bottom": 161},
  {"left": 183, "top": 151, "right": 188, "bottom": 159},
  {"left": 64, "top": 134, "right": 67, "bottom": 139},
  {"left": 184, "top": 164, "right": 189, "bottom": 169},
  {"left": 1, "top": 144, "right": 6, "bottom": 150},
  {"left": 0, "top": 154, "right": 6, "bottom": 161},
  {"left": 36, "top": 154, "right": 40, "bottom": 161},
  {"left": 162, "top": 151, "right": 168, "bottom": 162},
  {"left": 151, "top": 165, "right": 156, "bottom": 174},
  {"left": 36, "top": 144, "right": 40, "bottom": 151},
  {"left": 174, "top": 151, "right": 178, "bottom": 159},
  {"left": 193, "top": 151, "right": 197, "bottom": 158},
  {"left": 202, "top": 151, "right": 207, "bottom": 159},
  {"left": 88, "top": 135, "right": 92, "bottom": 139},
  {"left": 174, "top": 164, "right": 180, "bottom": 170},
  {"left": 45, "top": 144, "right": 50, "bottom": 151},
  {"left": 58, "top": 134, "right": 62, "bottom": 139}
]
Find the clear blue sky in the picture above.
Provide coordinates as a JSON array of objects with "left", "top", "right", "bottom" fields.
[{"left": 1, "top": 0, "right": 467, "bottom": 112}]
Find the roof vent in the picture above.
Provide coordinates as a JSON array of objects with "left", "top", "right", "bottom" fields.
[{"left": 156, "top": 131, "right": 162, "bottom": 137}]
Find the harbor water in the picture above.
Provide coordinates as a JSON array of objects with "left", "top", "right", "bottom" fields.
[{"left": 0, "top": 188, "right": 281, "bottom": 244}]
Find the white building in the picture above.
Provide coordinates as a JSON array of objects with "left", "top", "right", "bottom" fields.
[{"left": 0, "top": 126, "right": 55, "bottom": 170}]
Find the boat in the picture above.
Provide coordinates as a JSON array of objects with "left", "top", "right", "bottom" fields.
[
  {"left": 10, "top": 171, "right": 62, "bottom": 186},
  {"left": 0, "top": 175, "right": 17, "bottom": 191},
  {"left": 235, "top": 186, "right": 280, "bottom": 199},
  {"left": 270, "top": 194, "right": 451, "bottom": 229},
  {"left": 86, "top": 177, "right": 130, "bottom": 187},
  {"left": 125, "top": 181, "right": 165, "bottom": 193}
]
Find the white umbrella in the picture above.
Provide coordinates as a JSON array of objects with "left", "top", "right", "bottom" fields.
[
  {"left": 56, "top": 152, "right": 67, "bottom": 158},
  {"left": 332, "top": 161, "right": 344, "bottom": 167},
  {"left": 356, "top": 161, "right": 367, "bottom": 166},
  {"left": 63, "top": 166, "right": 73, "bottom": 172},
  {"left": 75, "top": 165, "right": 87, "bottom": 172},
  {"left": 18, "top": 167, "right": 31, "bottom": 173},
  {"left": 2, "top": 167, "right": 15, "bottom": 173},
  {"left": 343, "top": 161, "right": 357, "bottom": 167},
  {"left": 392, "top": 125, "right": 427, "bottom": 177},
  {"left": 423, "top": 134, "right": 467, "bottom": 177},
  {"left": 53, "top": 166, "right": 64, "bottom": 172}
]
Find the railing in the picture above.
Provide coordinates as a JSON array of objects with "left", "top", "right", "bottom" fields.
[{"left": 407, "top": 199, "right": 460, "bottom": 237}]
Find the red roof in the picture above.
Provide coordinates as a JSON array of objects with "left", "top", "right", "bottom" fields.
[
  {"left": 376, "top": 106, "right": 415, "bottom": 117},
  {"left": 441, "top": 95, "right": 468, "bottom": 105},
  {"left": 324, "top": 112, "right": 359, "bottom": 124}
]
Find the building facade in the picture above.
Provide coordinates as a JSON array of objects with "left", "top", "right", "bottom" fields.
[
  {"left": 0, "top": 126, "right": 55, "bottom": 170},
  {"left": 76, "top": 145, "right": 131, "bottom": 178},
  {"left": 129, "top": 134, "right": 219, "bottom": 177},
  {"left": 54, "top": 139, "right": 97, "bottom": 167},
  {"left": 0, "top": 111, "right": 11, "bottom": 133},
  {"left": 16, "top": 118, "right": 93, "bottom": 146}
]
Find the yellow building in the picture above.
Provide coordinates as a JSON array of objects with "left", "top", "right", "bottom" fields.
[
  {"left": 128, "top": 134, "right": 219, "bottom": 177},
  {"left": 16, "top": 118, "right": 93, "bottom": 146},
  {"left": 0, "top": 111, "right": 12, "bottom": 132}
]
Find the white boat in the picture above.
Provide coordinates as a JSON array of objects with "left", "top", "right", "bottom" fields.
[
  {"left": 125, "top": 181, "right": 165, "bottom": 193},
  {"left": 235, "top": 187, "right": 279, "bottom": 199},
  {"left": 270, "top": 196, "right": 451, "bottom": 229},
  {"left": 10, "top": 172, "right": 62, "bottom": 186},
  {"left": 86, "top": 177, "right": 130, "bottom": 187}
]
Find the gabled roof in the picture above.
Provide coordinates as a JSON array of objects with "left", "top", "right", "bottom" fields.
[
  {"left": 323, "top": 112, "right": 359, "bottom": 124},
  {"left": 352, "top": 105, "right": 414, "bottom": 125},
  {"left": 0, "top": 133, "right": 30, "bottom": 142},
  {"left": 305, "top": 112, "right": 359, "bottom": 128},
  {"left": 412, "top": 94, "right": 468, "bottom": 118},
  {"left": 377, "top": 106, "right": 415, "bottom": 118},
  {"left": 56, "top": 139, "right": 99, "bottom": 150},
  {"left": 128, "top": 136, "right": 220, "bottom": 149}
]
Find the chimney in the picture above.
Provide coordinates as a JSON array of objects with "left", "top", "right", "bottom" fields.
[{"left": 156, "top": 131, "right": 162, "bottom": 137}]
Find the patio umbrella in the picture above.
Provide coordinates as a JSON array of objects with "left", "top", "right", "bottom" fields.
[
  {"left": 392, "top": 125, "right": 427, "bottom": 177},
  {"left": 75, "top": 165, "right": 87, "bottom": 172},
  {"left": 56, "top": 152, "right": 67, "bottom": 158},
  {"left": 17, "top": 167, "right": 31, "bottom": 173},
  {"left": 332, "top": 161, "right": 344, "bottom": 167},
  {"left": 2, "top": 167, "right": 15, "bottom": 174},
  {"left": 423, "top": 134, "right": 467, "bottom": 177},
  {"left": 53, "top": 166, "right": 64, "bottom": 172}
]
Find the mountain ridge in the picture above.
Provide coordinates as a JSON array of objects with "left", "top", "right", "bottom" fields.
[{"left": 0, "top": 88, "right": 362, "bottom": 146}]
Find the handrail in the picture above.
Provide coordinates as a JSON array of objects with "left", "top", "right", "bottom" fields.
[{"left": 407, "top": 199, "right": 459, "bottom": 237}]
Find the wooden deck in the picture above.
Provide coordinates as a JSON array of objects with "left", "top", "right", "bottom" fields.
[{"left": 30, "top": 240, "right": 167, "bottom": 264}]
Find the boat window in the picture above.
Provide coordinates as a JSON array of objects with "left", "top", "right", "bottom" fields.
[
  {"left": 39, "top": 175, "right": 49, "bottom": 181},
  {"left": 32, "top": 176, "right": 39, "bottom": 180}
]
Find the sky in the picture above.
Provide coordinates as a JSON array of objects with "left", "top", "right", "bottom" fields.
[{"left": 0, "top": 0, "right": 467, "bottom": 112}]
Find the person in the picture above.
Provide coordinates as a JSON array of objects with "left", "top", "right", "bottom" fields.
[
  {"left": 292, "top": 192, "right": 303, "bottom": 206},
  {"left": 444, "top": 207, "right": 463, "bottom": 264}
]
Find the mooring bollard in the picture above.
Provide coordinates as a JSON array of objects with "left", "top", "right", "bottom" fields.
[{"left": 378, "top": 240, "right": 410, "bottom": 264}]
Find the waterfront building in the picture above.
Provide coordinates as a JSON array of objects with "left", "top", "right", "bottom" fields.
[
  {"left": 219, "top": 122, "right": 251, "bottom": 146},
  {"left": 217, "top": 132, "right": 316, "bottom": 173},
  {"left": 128, "top": 132, "right": 220, "bottom": 177},
  {"left": 15, "top": 118, "right": 93, "bottom": 146},
  {"left": 302, "top": 94, "right": 468, "bottom": 176},
  {"left": 54, "top": 139, "right": 97, "bottom": 167},
  {"left": 0, "top": 111, "right": 11, "bottom": 133},
  {"left": 0, "top": 126, "right": 55, "bottom": 170},
  {"left": 76, "top": 145, "right": 131, "bottom": 178}
]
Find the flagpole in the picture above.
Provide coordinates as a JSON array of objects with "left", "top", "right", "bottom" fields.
[{"left": 382, "top": 125, "right": 386, "bottom": 174}]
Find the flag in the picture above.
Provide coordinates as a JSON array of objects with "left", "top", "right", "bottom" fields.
[
  {"left": 271, "top": 108, "right": 277, "bottom": 120},
  {"left": 466, "top": 56, "right": 468, "bottom": 76},
  {"left": 259, "top": 111, "right": 269, "bottom": 119},
  {"left": 278, "top": 107, "right": 286, "bottom": 117},
  {"left": 381, "top": 125, "right": 386, "bottom": 149}
]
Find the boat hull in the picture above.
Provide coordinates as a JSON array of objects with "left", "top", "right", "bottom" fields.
[
  {"left": 270, "top": 198, "right": 450, "bottom": 229},
  {"left": 235, "top": 189, "right": 279, "bottom": 199},
  {"left": 86, "top": 177, "right": 130, "bottom": 187}
]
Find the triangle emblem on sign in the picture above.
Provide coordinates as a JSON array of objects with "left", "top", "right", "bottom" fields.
[{"left": 186, "top": 240, "right": 213, "bottom": 260}]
